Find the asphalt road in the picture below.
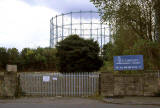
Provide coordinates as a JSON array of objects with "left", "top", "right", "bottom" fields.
[{"left": 0, "top": 97, "right": 159, "bottom": 108}]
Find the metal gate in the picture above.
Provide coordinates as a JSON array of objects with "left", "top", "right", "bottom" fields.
[{"left": 19, "top": 72, "right": 99, "bottom": 96}]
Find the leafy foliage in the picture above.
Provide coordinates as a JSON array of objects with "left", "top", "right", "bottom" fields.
[
  {"left": 0, "top": 47, "right": 8, "bottom": 70},
  {"left": 102, "top": 42, "right": 113, "bottom": 61},
  {"left": 56, "top": 35, "right": 103, "bottom": 72},
  {"left": 0, "top": 47, "right": 57, "bottom": 71},
  {"left": 91, "top": 0, "right": 157, "bottom": 41},
  {"left": 91, "top": 0, "right": 160, "bottom": 71},
  {"left": 7, "top": 48, "right": 20, "bottom": 65}
]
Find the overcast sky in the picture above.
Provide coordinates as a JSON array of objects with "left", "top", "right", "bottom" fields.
[{"left": 0, "top": 0, "right": 97, "bottom": 51}]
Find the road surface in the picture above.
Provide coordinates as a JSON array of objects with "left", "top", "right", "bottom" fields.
[{"left": 0, "top": 97, "right": 159, "bottom": 108}]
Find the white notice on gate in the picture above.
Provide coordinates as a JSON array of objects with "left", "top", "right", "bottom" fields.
[
  {"left": 52, "top": 77, "right": 57, "bottom": 80},
  {"left": 43, "top": 76, "right": 50, "bottom": 82}
]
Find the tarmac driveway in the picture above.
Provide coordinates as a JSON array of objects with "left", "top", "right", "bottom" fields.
[{"left": 0, "top": 97, "right": 159, "bottom": 108}]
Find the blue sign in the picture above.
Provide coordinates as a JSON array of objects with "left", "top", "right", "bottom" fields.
[{"left": 114, "top": 55, "right": 144, "bottom": 70}]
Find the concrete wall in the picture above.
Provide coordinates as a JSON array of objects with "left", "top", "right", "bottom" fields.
[{"left": 101, "top": 72, "right": 160, "bottom": 97}]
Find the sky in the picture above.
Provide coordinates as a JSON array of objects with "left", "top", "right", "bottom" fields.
[{"left": 0, "top": 0, "right": 97, "bottom": 51}]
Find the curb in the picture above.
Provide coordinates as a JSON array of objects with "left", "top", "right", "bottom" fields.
[{"left": 102, "top": 98, "right": 160, "bottom": 106}]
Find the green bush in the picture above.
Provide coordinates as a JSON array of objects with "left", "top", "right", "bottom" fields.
[{"left": 56, "top": 34, "right": 103, "bottom": 72}]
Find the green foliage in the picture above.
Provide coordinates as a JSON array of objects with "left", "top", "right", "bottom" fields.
[
  {"left": 19, "top": 47, "right": 57, "bottom": 71},
  {"left": 0, "top": 47, "right": 57, "bottom": 71},
  {"left": 0, "top": 47, "right": 8, "bottom": 70},
  {"left": 91, "top": 0, "right": 159, "bottom": 42},
  {"left": 99, "top": 61, "right": 113, "bottom": 72},
  {"left": 56, "top": 34, "right": 103, "bottom": 72},
  {"left": 102, "top": 42, "right": 113, "bottom": 61},
  {"left": 91, "top": 0, "right": 160, "bottom": 71},
  {"left": 131, "top": 39, "right": 160, "bottom": 70},
  {"left": 7, "top": 48, "right": 20, "bottom": 65}
]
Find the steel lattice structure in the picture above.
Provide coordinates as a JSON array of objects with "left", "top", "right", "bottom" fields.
[{"left": 50, "top": 11, "right": 111, "bottom": 49}]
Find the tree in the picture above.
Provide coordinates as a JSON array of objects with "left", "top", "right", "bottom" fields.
[
  {"left": 91, "top": 0, "right": 156, "bottom": 41},
  {"left": 0, "top": 47, "right": 57, "bottom": 71},
  {"left": 7, "top": 48, "right": 20, "bottom": 65},
  {"left": 0, "top": 47, "right": 8, "bottom": 70},
  {"left": 102, "top": 42, "right": 113, "bottom": 61},
  {"left": 42, "top": 47, "right": 57, "bottom": 70},
  {"left": 56, "top": 35, "right": 103, "bottom": 72},
  {"left": 20, "top": 47, "right": 57, "bottom": 71},
  {"left": 34, "top": 47, "right": 47, "bottom": 70},
  {"left": 33, "top": 47, "right": 57, "bottom": 70},
  {"left": 91, "top": 0, "right": 160, "bottom": 70},
  {"left": 154, "top": 0, "right": 160, "bottom": 41},
  {"left": 20, "top": 48, "right": 35, "bottom": 70}
]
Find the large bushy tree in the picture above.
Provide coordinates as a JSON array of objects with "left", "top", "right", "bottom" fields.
[
  {"left": 56, "top": 35, "right": 103, "bottom": 72},
  {"left": 91, "top": 0, "right": 157, "bottom": 41},
  {"left": 91, "top": 0, "right": 160, "bottom": 70}
]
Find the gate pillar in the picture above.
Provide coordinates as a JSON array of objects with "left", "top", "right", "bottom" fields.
[
  {"left": 101, "top": 72, "right": 114, "bottom": 97},
  {"left": 4, "top": 65, "right": 18, "bottom": 97}
]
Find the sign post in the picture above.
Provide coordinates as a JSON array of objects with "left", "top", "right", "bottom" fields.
[{"left": 114, "top": 55, "right": 144, "bottom": 71}]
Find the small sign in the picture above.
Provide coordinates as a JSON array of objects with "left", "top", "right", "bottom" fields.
[
  {"left": 43, "top": 76, "right": 50, "bottom": 82},
  {"left": 52, "top": 77, "right": 57, "bottom": 80},
  {"left": 114, "top": 55, "right": 144, "bottom": 71},
  {"left": 6, "top": 65, "right": 17, "bottom": 72}
]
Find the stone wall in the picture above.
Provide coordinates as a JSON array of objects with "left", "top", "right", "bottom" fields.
[
  {"left": 101, "top": 73, "right": 114, "bottom": 96},
  {"left": 4, "top": 72, "right": 18, "bottom": 97},
  {"left": 0, "top": 73, "right": 4, "bottom": 97},
  {"left": 101, "top": 72, "right": 160, "bottom": 97},
  {"left": 143, "top": 73, "right": 160, "bottom": 96},
  {"left": 0, "top": 71, "right": 18, "bottom": 97}
]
